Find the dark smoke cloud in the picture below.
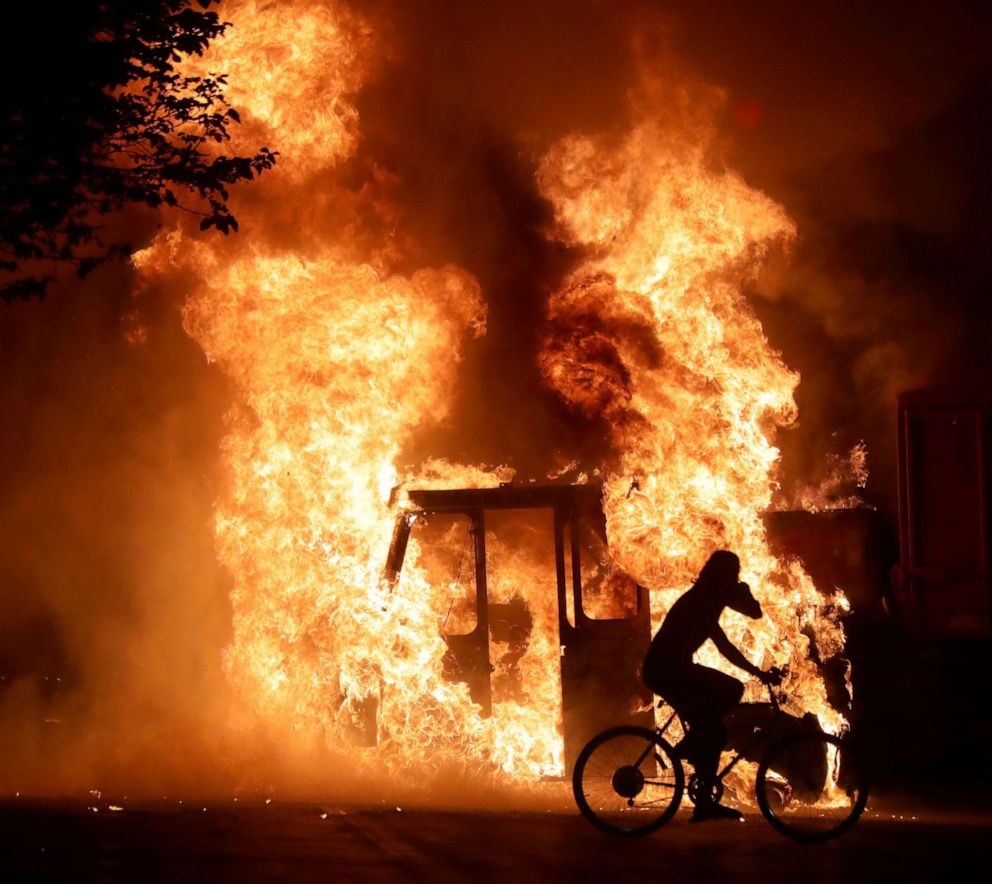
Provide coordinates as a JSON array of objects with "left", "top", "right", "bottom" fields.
[
  {"left": 2, "top": 0, "right": 989, "bottom": 795},
  {"left": 350, "top": 0, "right": 648, "bottom": 479},
  {"left": 665, "top": 0, "right": 992, "bottom": 518}
]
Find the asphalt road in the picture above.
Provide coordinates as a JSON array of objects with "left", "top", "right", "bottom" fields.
[{"left": 1, "top": 798, "right": 986, "bottom": 883}]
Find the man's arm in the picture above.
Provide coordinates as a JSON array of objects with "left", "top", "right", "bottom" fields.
[{"left": 711, "top": 626, "right": 764, "bottom": 680}]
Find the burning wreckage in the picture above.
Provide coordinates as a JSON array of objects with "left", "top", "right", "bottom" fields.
[
  {"left": 376, "top": 480, "right": 856, "bottom": 781},
  {"left": 131, "top": 0, "right": 860, "bottom": 785},
  {"left": 383, "top": 482, "right": 653, "bottom": 769}
]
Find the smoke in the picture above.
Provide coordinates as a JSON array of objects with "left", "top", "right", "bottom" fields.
[
  {"left": 659, "top": 0, "right": 992, "bottom": 515},
  {"left": 348, "top": 0, "right": 647, "bottom": 479},
  {"left": 0, "top": 252, "right": 245, "bottom": 794},
  {"left": 2, "top": 0, "right": 989, "bottom": 797}
]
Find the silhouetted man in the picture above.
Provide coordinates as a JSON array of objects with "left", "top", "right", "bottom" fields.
[{"left": 642, "top": 550, "right": 780, "bottom": 822}]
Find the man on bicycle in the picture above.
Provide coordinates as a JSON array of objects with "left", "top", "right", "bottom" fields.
[{"left": 642, "top": 549, "right": 781, "bottom": 822}]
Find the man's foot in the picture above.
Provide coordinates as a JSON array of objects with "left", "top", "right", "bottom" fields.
[{"left": 690, "top": 802, "right": 744, "bottom": 823}]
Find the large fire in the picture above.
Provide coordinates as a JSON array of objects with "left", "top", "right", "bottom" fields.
[{"left": 135, "top": 0, "right": 849, "bottom": 792}]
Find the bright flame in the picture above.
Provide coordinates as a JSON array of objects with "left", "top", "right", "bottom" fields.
[
  {"left": 537, "top": 95, "right": 847, "bottom": 733},
  {"left": 788, "top": 442, "right": 870, "bottom": 512},
  {"left": 134, "top": 2, "right": 851, "bottom": 792},
  {"left": 135, "top": 0, "right": 570, "bottom": 782}
]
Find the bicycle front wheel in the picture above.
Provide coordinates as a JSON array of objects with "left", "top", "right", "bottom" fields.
[
  {"left": 572, "top": 726, "right": 684, "bottom": 837},
  {"left": 755, "top": 732, "right": 869, "bottom": 842}
]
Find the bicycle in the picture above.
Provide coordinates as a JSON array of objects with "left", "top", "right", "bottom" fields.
[{"left": 572, "top": 676, "right": 869, "bottom": 842}]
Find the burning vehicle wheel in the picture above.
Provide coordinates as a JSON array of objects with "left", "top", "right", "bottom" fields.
[
  {"left": 755, "top": 732, "right": 869, "bottom": 842},
  {"left": 573, "top": 726, "right": 684, "bottom": 837}
]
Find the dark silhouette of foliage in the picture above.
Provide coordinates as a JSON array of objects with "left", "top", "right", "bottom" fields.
[{"left": 0, "top": 1, "right": 276, "bottom": 301}]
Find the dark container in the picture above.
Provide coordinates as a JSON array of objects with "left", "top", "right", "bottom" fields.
[{"left": 893, "top": 377, "right": 992, "bottom": 635}]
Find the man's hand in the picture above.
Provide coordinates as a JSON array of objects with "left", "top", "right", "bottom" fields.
[{"left": 760, "top": 666, "right": 784, "bottom": 687}]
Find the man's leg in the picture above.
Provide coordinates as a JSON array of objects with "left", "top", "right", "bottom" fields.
[
  {"left": 685, "top": 667, "right": 745, "bottom": 821},
  {"left": 694, "top": 665, "right": 745, "bottom": 716},
  {"left": 682, "top": 665, "right": 743, "bottom": 769}
]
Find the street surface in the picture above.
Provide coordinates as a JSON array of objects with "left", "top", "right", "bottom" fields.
[{"left": 1, "top": 797, "right": 986, "bottom": 883}]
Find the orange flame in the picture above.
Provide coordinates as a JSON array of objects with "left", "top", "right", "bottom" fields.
[
  {"left": 788, "top": 442, "right": 870, "bottom": 512},
  {"left": 135, "top": 1, "right": 849, "bottom": 791},
  {"left": 537, "top": 92, "right": 847, "bottom": 733}
]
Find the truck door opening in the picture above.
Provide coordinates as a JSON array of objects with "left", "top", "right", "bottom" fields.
[{"left": 385, "top": 484, "right": 653, "bottom": 773}]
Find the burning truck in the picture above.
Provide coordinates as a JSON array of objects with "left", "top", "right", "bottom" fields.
[
  {"left": 133, "top": 0, "right": 854, "bottom": 785},
  {"left": 384, "top": 482, "right": 653, "bottom": 770}
]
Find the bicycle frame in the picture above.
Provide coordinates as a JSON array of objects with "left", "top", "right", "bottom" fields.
[
  {"left": 572, "top": 682, "right": 868, "bottom": 841},
  {"left": 653, "top": 686, "right": 793, "bottom": 785}
]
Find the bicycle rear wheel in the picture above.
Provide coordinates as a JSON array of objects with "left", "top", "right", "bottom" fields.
[
  {"left": 755, "top": 732, "right": 869, "bottom": 842},
  {"left": 572, "top": 725, "right": 684, "bottom": 837}
]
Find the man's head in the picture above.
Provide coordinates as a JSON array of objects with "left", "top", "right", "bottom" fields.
[
  {"left": 727, "top": 578, "right": 762, "bottom": 619},
  {"left": 698, "top": 550, "right": 762, "bottom": 619}
]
